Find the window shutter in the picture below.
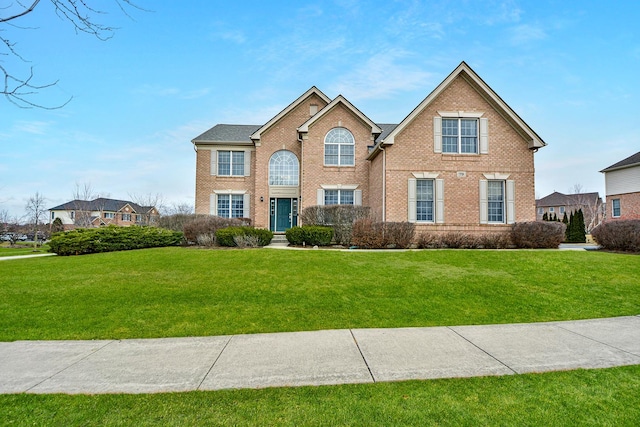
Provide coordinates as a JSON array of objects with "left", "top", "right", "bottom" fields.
[
  {"left": 435, "top": 178, "right": 445, "bottom": 223},
  {"left": 408, "top": 178, "right": 417, "bottom": 222},
  {"left": 479, "top": 180, "right": 488, "bottom": 224},
  {"left": 211, "top": 150, "right": 217, "bottom": 176},
  {"left": 433, "top": 117, "right": 442, "bottom": 153},
  {"left": 480, "top": 118, "right": 488, "bottom": 154},
  {"left": 244, "top": 151, "right": 251, "bottom": 176},
  {"left": 317, "top": 189, "right": 324, "bottom": 205},
  {"left": 243, "top": 193, "right": 251, "bottom": 218},
  {"left": 354, "top": 190, "right": 362, "bottom": 206},
  {"left": 210, "top": 194, "right": 217, "bottom": 215},
  {"left": 506, "top": 180, "right": 515, "bottom": 224}
]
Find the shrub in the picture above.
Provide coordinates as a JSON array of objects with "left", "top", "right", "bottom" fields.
[
  {"left": 351, "top": 220, "right": 415, "bottom": 249},
  {"left": 215, "top": 226, "right": 273, "bottom": 247},
  {"left": 285, "top": 225, "right": 333, "bottom": 246},
  {"left": 48, "top": 225, "right": 184, "bottom": 256},
  {"left": 183, "top": 216, "right": 244, "bottom": 244},
  {"left": 234, "top": 235, "right": 261, "bottom": 248},
  {"left": 285, "top": 226, "right": 305, "bottom": 245},
  {"left": 301, "top": 205, "right": 370, "bottom": 245},
  {"left": 416, "top": 232, "right": 512, "bottom": 249},
  {"left": 591, "top": 220, "right": 640, "bottom": 252},
  {"left": 511, "top": 221, "right": 566, "bottom": 249},
  {"left": 195, "top": 233, "right": 215, "bottom": 247}
]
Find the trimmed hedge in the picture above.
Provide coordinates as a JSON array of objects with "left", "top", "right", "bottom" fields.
[
  {"left": 215, "top": 227, "right": 273, "bottom": 247},
  {"left": 182, "top": 216, "right": 246, "bottom": 244},
  {"left": 49, "top": 225, "right": 184, "bottom": 256},
  {"left": 285, "top": 225, "right": 333, "bottom": 246},
  {"left": 351, "top": 219, "right": 415, "bottom": 249},
  {"left": 511, "top": 221, "right": 566, "bottom": 249},
  {"left": 592, "top": 220, "right": 640, "bottom": 252}
]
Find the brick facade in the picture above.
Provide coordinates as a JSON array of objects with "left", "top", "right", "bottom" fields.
[
  {"left": 605, "top": 192, "right": 640, "bottom": 220},
  {"left": 192, "top": 62, "right": 546, "bottom": 236}
]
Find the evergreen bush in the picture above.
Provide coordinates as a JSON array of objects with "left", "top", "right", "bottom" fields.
[
  {"left": 48, "top": 226, "right": 183, "bottom": 256},
  {"left": 284, "top": 225, "right": 333, "bottom": 246},
  {"left": 215, "top": 226, "right": 273, "bottom": 247}
]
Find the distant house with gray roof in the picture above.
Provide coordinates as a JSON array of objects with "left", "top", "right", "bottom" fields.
[
  {"left": 600, "top": 151, "right": 640, "bottom": 220},
  {"left": 536, "top": 191, "right": 603, "bottom": 232},
  {"left": 49, "top": 198, "right": 159, "bottom": 230}
]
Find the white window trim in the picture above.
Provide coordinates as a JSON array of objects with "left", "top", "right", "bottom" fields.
[
  {"left": 479, "top": 179, "right": 515, "bottom": 224},
  {"left": 210, "top": 191, "right": 250, "bottom": 218},
  {"left": 316, "top": 186, "right": 362, "bottom": 205},
  {"left": 324, "top": 128, "right": 355, "bottom": 167},
  {"left": 210, "top": 148, "right": 251, "bottom": 177},
  {"left": 408, "top": 175, "right": 444, "bottom": 224},
  {"left": 612, "top": 199, "right": 621, "bottom": 217},
  {"left": 434, "top": 114, "right": 488, "bottom": 154}
]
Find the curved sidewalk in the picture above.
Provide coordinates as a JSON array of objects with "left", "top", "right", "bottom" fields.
[{"left": 1, "top": 316, "right": 639, "bottom": 395}]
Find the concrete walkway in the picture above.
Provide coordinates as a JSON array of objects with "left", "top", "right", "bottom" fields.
[
  {"left": 1, "top": 316, "right": 639, "bottom": 394},
  {"left": 0, "top": 253, "right": 56, "bottom": 261}
]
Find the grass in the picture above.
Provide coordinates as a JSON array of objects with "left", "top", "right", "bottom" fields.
[
  {"left": 2, "top": 247, "right": 639, "bottom": 425},
  {"left": 0, "top": 247, "right": 639, "bottom": 341},
  {"left": 1, "top": 366, "right": 639, "bottom": 425},
  {"left": 0, "top": 242, "right": 49, "bottom": 257}
]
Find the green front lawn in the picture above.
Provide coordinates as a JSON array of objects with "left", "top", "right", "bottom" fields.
[
  {"left": 2, "top": 366, "right": 639, "bottom": 425},
  {"left": 0, "top": 242, "right": 49, "bottom": 257},
  {"left": 1, "top": 247, "right": 638, "bottom": 341}
]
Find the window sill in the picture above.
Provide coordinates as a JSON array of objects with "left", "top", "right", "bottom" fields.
[{"left": 441, "top": 154, "right": 481, "bottom": 161}]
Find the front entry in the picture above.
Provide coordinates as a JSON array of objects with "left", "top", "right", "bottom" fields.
[{"left": 270, "top": 198, "right": 298, "bottom": 232}]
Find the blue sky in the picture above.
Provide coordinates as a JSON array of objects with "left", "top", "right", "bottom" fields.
[{"left": 2, "top": 0, "right": 639, "bottom": 220}]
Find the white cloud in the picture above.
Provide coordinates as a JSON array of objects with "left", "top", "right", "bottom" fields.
[
  {"left": 329, "top": 49, "right": 433, "bottom": 100},
  {"left": 508, "top": 23, "right": 547, "bottom": 45},
  {"left": 133, "top": 85, "right": 211, "bottom": 100}
]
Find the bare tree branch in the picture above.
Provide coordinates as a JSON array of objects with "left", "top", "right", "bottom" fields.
[{"left": 1, "top": 0, "right": 143, "bottom": 108}]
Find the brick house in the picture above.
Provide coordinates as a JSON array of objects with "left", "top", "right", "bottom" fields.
[
  {"left": 49, "top": 198, "right": 159, "bottom": 230},
  {"left": 192, "top": 62, "right": 547, "bottom": 236},
  {"left": 600, "top": 151, "right": 640, "bottom": 220},
  {"left": 536, "top": 191, "right": 603, "bottom": 232}
]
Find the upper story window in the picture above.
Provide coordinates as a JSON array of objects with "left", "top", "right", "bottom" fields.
[
  {"left": 104, "top": 212, "right": 115, "bottom": 219},
  {"left": 324, "top": 128, "right": 355, "bottom": 166},
  {"left": 269, "top": 150, "right": 299, "bottom": 186},
  {"left": 442, "top": 118, "right": 478, "bottom": 154},
  {"left": 218, "top": 151, "right": 245, "bottom": 176}
]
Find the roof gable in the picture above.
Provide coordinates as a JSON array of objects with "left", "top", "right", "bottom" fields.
[
  {"left": 49, "top": 198, "right": 154, "bottom": 213},
  {"left": 250, "top": 86, "right": 331, "bottom": 141},
  {"left": 375, "top": 61, "right": 546, "bottom": 151},
  {"left": 536, "top": 191, "right": 601, "bottom": 207},
  {"left": 192, "top": 124, "right": 261, "bottom": 145},
  {"left": 600, "top": 151, "right": 640, "bottom": 172},
  {"left": 297, "top": 95, "right": 382, "bottom": 136}
]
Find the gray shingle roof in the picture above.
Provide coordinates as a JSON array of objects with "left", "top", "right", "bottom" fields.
[
  {"left": 376, "top": 123, "right": 398, "bottom": 142},
  {"left": 49, "top": 198, "right": 153, "bottom": 213},
  {"left": 536, "top": 191, "right": 600, "bottom": 208},
  {"left": 192, "top": 124, "right": 261, "bottom": 143},
  {"left": 600, "top": 151, "right": 640, "bottom": 172}
]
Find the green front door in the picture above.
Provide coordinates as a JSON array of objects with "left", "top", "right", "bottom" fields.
[{"left": 270, "top": 198, "right": 297, "bottom": 232}]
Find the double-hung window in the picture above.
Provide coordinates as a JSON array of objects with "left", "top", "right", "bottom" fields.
[
  {"left": 487, "top": 181, "right": 505, "bottom": 223},
  {"left": 416, "top": 179, "right": 434, "bottom": 222},
  {"left": 612, "top": 199, "right": 621, "bottom": 217},
  {"left": 122, "top": 213, "right": 132, "bottom": 221},
  {"left": 217, "top": 194, "right": 244, "bottom": 218},
  {"left": 324, "top": 189, "right": 354, "bottom": 205},
  {"left": 324, "top": 128, "right": 355, "bottom": 166},
  {"left": 217, "top": 151, "right": 245, "bottom": 176},
  {"left": 442, "top": 118, "right": 478, "bottom": 154}
]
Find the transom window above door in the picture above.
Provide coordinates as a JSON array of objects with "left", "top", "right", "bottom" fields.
[
  {"left": 269, "top": 150, "right": 299, "bottom": 186},
  {"left": 325, "top": 127, "right": 355, "bottom": 166}
]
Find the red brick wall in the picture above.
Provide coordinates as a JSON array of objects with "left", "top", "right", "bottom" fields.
[{"left": 605, "top": 192, "right": 640, "bottom": 220}]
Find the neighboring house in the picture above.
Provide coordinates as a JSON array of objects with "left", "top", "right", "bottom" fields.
[
  {"left": 536, "top": 191, "right": 603, "bottom": 232},
  {"left": 49, "top": 198, "right": 159, "bottom": 230},
  {"left": 600, "top": 151, "right": 640, "bottom": 220},
  {"left": 192, "top": 62, "right": 547, "bottom": 236}
]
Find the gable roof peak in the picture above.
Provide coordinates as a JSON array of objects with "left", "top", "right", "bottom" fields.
[
  {"left": 298, "top": 93, "right": 382, "bottom": 135},
  {"left": 250, "top": 86, "right": 331, "bottom": 141}
]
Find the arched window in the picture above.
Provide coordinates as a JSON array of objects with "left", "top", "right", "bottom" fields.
[
  {"left": 269, "top": 150, "right": 299, "bottom": 186},
  {"left": 324, "top": 128, "right": 355, "bottom": 166}
]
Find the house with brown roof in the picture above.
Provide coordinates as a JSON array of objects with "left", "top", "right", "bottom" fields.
[
  {"left": 49, "top": 198, "right": 159, "bottom": 230},
  {"left": 536, "top": 191, "right": 603, "bottom": 232},
  {"left": 600, "top": 151, "right": 640, "bottom": 220},
  {"left": 192, "top": 62, "right": 547, "bottom": 237}
]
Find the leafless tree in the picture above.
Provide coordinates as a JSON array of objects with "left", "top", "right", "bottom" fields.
[
  {"left": 568, "top": 184, "right": 603, "bottom": 233},
  {"left": 1, "top": 0, "right": 143, "bottom": 108},
  {"left": 71, "top": 182, "right": 98, "bottom": 227},
  {"left": 129, "top": 192, "right": 163, "bottom": 225},
  {"left": 163, "top": 202, "right": 194, "bottom": 216},
  {"left": 24, "top": 191, "right": 47, "bottom": 247}
]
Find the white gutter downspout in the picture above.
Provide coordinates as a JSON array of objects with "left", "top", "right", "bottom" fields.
[
  {"left": 380, "top": 145, "right": 386, "bottom": 222},
  {"left": 298, "top": 132, "right": 304, "bottom": 226}
]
